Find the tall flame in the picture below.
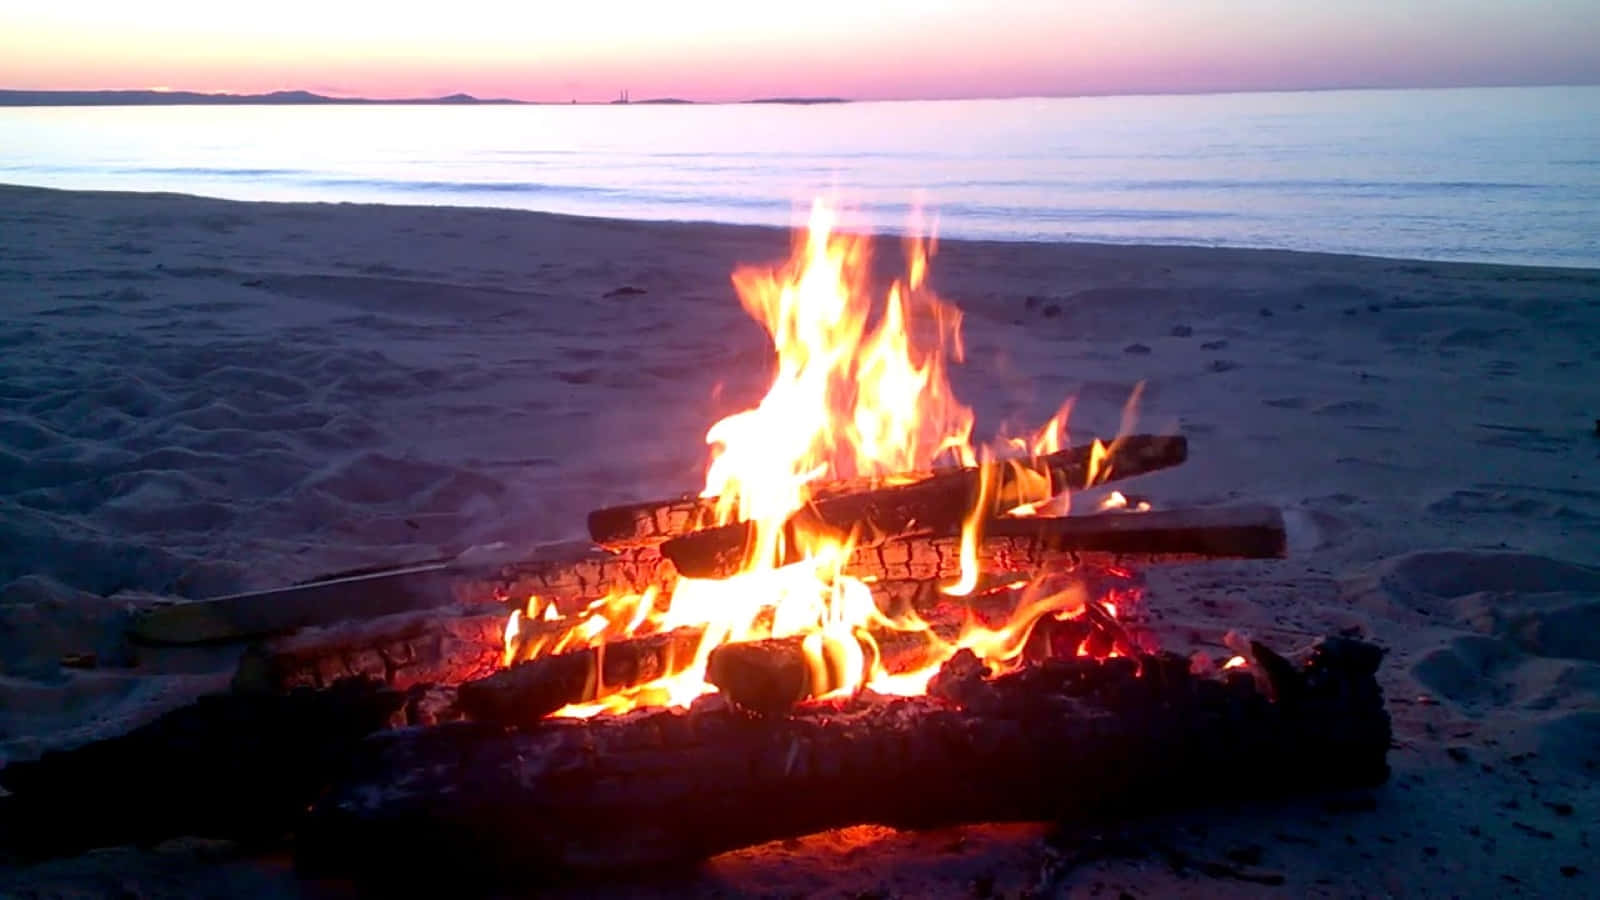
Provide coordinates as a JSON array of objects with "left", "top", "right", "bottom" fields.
[
  {"left": 503, "top": 199, "right": 1140, "bottom": 717},
  {"left": 704, "top": 201, "right": 975, "bottom": 543}
]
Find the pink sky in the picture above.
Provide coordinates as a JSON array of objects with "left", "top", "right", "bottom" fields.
[{"left": 2, "top": 1, "right": 1597, "bottom": 102}]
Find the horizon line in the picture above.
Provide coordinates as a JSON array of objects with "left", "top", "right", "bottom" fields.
[{"left": 2, "top": 78, "right": 1598, "bottom": 107}]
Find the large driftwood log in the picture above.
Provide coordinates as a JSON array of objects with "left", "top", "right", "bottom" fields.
[
  {"left": 456, "top": 627, "right": 706, "bottom": 728},
  {"left": 0, "top": 679, "right": 411, "bottom": 858},
  {"left": 298, "top": 636, "right": 1388, "bottom": 880},
  {"left": 587, "top": 434, "right": 1188, "bottom": 549},
  {"left": 670, "top": 503, "right": 1286, "bottom": 581},
  {"left": 130, "top": 541, "right": 674, "bottom": 645}
]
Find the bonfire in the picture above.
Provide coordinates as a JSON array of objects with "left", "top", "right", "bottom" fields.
[{"left": 0, "top": 200, "right": 1390, "bottom": 881}]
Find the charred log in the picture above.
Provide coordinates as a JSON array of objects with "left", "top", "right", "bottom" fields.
[
  {"left": 588, "top": 434, "right": 1187, "bottom": 549},
  {"left": 0, "top": 679, "right": 408, "bottom": 858},
  {"left": 671, "top": 503, "right": 1286, "bottom": 581},
  {"left": 299, "top": 636, "right": 1389, "bottom": 880},
  {"left": 231, "top": 606, "right": 510, "bottom": 694},
  {"left": 456, "top": 627, "right": 705, "bottom": 728},
  {"left": 130, "top": 541, "right": 674, "bottom": 645},
  {"left": 469, "top": 542, "right": 676, "bottom": 615}
]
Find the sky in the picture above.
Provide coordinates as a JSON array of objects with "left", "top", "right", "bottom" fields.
[{"left": 2, "top": 0, "right": 1598, "bottom": 102}]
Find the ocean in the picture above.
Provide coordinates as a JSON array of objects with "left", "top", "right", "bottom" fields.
[{"left": 2, "top": 85, "right": 1597, "bottom": 267}]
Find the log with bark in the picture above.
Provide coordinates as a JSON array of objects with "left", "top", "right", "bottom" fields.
[
  {"left": 456, "top": 627, "right": 706, "bottom": 728},
  {"left": 298, "top": 635, "right": 1389, "bottom": 881},
  {"left": 0, "top": 678, "right": 412, "bottom": 858},
  {"left": 587, "top": 434, "right": 1188, "bottom": 549},
  {"left": 670, "top": 503, "right": 1286, "bottom": 581}
]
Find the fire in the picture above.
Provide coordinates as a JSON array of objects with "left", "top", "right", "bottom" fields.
[
  {"left": 702, "top": 202, "right": 975, "bottom": 557},
  {"left": 503, "top": 199, "right": 1142, "bottom": 716}
]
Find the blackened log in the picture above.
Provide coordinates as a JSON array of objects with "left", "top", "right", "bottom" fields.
[
  {"left": 456, "top": 627, "right": 705, "bottom": 728},
  {"left": 465, "top": 542, "right": 676, "bottom": 616},
  {"left": 299, "top": 636, "right": 1388, "bottom": 880},
  {"left": 672, "top": 503, "right": 1285, "bottom": 580},
  {"left": 130, "top": 541, "right": 674, "bottom": 645},
  {"left": 0, "top": 679, "right": 406, "bottom": 858},
  {"left": 589, "top": 434, "right": 1187, "bottom": 548},
  {"left": 231, "top": 606, "right": 513, "bottom": 694}
]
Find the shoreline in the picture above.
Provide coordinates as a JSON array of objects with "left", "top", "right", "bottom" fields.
[
  {"left": 4, "top": 81, "right": 1594, "bottom": 106},
  {"left": 6, "top": 182, "right": 1596, "bottom": 274}
]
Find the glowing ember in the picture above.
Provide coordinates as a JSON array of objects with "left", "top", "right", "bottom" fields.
[{"left": 503, "top": 199, "right": 1145, "bottom": 717}]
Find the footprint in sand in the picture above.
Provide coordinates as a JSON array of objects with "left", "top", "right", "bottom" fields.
[
  {"left": 1311, "top": 399, "right": 1386, "bottom": 417},
  {"left": 1426, "top": 482, "right": 1600, "bottom": 523},
  {"left": 1346, "top": 549, "right": 1600, "bottom": 772},
  {"left": 1472, "top": 424, "right": 1574, "bottom": 454},
  {"left": 1484, "top": 359, "right": 1520, "bottom": 378}
]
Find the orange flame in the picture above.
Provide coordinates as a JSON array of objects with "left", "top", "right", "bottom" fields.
[
  {"left": 703, "top": 201, "right": 975, "bottom": 542},
  {"left": 500, "top": 199, "right": 1142, "bottom": 717}
]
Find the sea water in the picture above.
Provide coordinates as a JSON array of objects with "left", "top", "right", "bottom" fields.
[{"left": 2, "top": 85, "right": 1596, "bottom": 266}]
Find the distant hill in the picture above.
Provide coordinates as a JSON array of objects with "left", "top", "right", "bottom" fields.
[
  {"left": 0, "top": 89, "right": 855, "bottom": 107},
  {"left": 0, "top": 89, "right": 524, "bottom": 106},
  {"left": 745, "top": 97, "right": 849, "bottom": 105}
]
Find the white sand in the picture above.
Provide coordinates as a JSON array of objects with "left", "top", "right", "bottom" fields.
[{"left": 1, "top": 183, "right": 1597, "bottom": 896}]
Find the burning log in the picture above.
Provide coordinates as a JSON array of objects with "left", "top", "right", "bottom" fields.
[
  {"left": 456, "top": 627, "right": 705, "bottom": 728},
  {"left": 298, "top": 636, "right": 1389, "bottom": 879},
  {"left": 706, "top": 629, "right": 944, "bottom": 715},
  {"left": 587, "top": 434, "right": 1187, "bottom": 549},
  {"left": 478, "top": 543, "right": 675, "bottom": 615},
  {"left": 130, "top": 541, "right": 673, "bottom": 645},
  {"left": 0, "top": 679, "right": 409, "bottom": 858},
  {"left": 670, "top": 503, "right": 1286, "bottom": 581},
  {"left": 231, "top": 606, "right": 515, "bottom": 694}
]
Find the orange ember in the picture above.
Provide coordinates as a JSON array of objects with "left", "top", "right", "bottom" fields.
[{"left": 502, "top": 199, "right": 1144, "bottom": 716}]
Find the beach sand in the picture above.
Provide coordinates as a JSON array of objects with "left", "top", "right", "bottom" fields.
[{"left": 1, "top": 183, "right": 1596, "bottom": 897}]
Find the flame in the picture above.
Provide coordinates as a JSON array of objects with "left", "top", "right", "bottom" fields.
[
  {"left": 500, "top": 199, "right": 1143, "bottom": 717},
  {"left": 702, "top": 201, "right": 975, "bottom": 538},
  {"left": 1096, "top": 491, "right": 1150, "bottom": 512},
  {"left": 942, "top": 456, "right": 998, "bottom": 597}
]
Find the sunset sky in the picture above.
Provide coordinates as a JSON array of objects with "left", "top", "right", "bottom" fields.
[{"left": 3, "top": 1, "right": 1598, "bottom": 102}]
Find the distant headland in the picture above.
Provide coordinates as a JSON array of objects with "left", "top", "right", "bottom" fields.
[{"left": 0, "top": 89, "right": 850, "bottom": 107}]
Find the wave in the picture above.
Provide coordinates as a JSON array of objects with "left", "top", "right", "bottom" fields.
[{"left": 1110, "top": 178, "right": 1544, "bottom": 193}]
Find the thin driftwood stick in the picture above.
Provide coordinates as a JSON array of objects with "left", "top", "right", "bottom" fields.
[
  {"left": 299, "top": 636, "right": 1389, "bottom": 879},
  {"left": 587, "top": 434, "right": 1187, "bottom": 548},
  {"left": 670, "top": 503, "right": 1285, "bottom": 581}
]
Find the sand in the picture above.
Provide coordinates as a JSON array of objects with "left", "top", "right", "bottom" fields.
[{"left": 1, "top": 182, "right": 1597, "bottom": 897}]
